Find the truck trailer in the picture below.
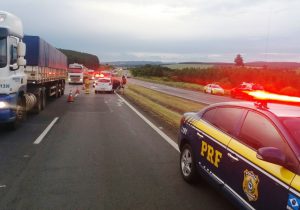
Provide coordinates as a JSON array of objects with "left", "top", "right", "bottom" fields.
[{"left": 0, "top": 11, "right": 67, "bottom": 128}]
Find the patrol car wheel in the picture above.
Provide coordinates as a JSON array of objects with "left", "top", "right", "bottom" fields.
[{"left": 180, "top": 144, "right": 197, "bottom": 183}]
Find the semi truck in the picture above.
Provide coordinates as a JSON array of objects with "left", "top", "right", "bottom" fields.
[
  {"left": 0, "top": 11, "right": 67, "bottom": 128},
  {"left": 67, "top": 63, "right": 88, "bottom": 84}
]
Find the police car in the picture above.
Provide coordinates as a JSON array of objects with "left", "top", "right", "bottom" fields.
[{"left": 179, "top": 92, "right": 300, "bottom": 210}]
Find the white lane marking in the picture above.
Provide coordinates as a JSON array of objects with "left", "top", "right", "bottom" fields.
[
  {"left": 116, "top": 93, "right": 179, "bottom": 152},
  {"left": 33, "top": 117, "right": 59, "bottom": 145},
  {"left": 0, "top": 185, "right": 6, "bottom": 188}
]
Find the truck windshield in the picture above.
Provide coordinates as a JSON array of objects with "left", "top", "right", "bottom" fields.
[{"left": 0, "top": 37, "right": 7, "bottom": 68}]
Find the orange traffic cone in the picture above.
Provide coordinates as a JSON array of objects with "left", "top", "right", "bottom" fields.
[{"left": 67, "top": 90, "right": 74, "bottom": 103}]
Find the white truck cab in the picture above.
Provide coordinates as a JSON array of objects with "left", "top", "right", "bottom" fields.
[{"left": 0, "top": 11, "right": 27, "bottom": 95}]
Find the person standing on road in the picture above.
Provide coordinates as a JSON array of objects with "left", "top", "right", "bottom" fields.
[{"left": 120, "top": 75, "right": 127, "bottom": 94}]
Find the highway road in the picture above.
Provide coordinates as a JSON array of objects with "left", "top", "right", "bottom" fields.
[
  {"left": 129, "top": 78, "right": 239, "bottom": 105},
  {"left": 0, "top": 84, "right": 236, "bottom": 209}
]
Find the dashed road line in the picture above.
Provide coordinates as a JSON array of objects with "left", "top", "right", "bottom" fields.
[{"left": 33, "top": 117, "right": 59, "bottom": 144}]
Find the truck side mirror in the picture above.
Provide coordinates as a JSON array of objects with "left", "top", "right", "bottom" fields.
[
  {"left": 17, "top": 42, "right": 26, "bottom": 57},
  {"left": 17, "top": 57, "right": 26, "bottom": 66}
]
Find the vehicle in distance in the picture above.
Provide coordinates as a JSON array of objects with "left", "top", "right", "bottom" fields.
[
  {"left": 93, "top": 71, "right": 113, "bottom": 87},
  {"left": 94, "top": 78, "right": 113, "bottom": 94},
  {"left": 178, "top": 100, "right": 300, "bottom": 210},
  {"left": 231, "top": 82, "right": 264, "bottom": 99},
  {"left": 203, "top": 84, "right": 225, "bottom": 95},
  {"left": 68, "top": 63, "right": 88, "bottom": 84}
]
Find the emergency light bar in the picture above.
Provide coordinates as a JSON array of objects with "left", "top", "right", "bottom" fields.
[
  {"left": 245, "top": 90, "right": 300, "bottom": 108},
  {"left": 247, "top": 91, "right": 300, "bottom": 103}
]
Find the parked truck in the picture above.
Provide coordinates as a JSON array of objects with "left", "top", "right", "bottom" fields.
[
  {"left": 67, "top": 63, "right": 88, "bottom": 84},
  {"left": 0, "top": 11, "right": 67, "bottom": 128}
]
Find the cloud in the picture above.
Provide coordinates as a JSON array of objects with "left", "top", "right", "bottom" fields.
[{"left": 1, "top": 0, "right": 300, "bottom": 62}]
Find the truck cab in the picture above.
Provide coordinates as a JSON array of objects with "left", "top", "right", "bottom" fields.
[{"left": 0, "top": 11, "right": 27, "bottom": 125}]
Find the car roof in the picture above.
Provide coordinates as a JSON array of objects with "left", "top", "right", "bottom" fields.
[{"left": 207, "top": 101, "right": 300, "bottom": 118}]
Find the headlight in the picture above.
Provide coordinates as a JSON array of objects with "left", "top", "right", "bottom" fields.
[
  {"left": 80, "top": 78, "right": 83, "bottom": 81},
  {"left": 0, "top": 101, "right": 8, "bottom": 109}
]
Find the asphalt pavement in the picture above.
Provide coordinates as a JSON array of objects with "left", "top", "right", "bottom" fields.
[
  {"left": 128, "top": 78, "right": 239, "bottom": 105},
  {"left": 0, "top": 84, "right": 236, "bottom": 209}
]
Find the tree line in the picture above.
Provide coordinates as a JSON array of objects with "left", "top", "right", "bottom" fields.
[
  {"left": 59, "top": 49, "right": 100, "bottom": 70},
  {"left": 130, "top": 65, "right": 300, "bottom": 96}
]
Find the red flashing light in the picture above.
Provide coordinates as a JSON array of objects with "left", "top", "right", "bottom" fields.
[{"left": 246, "top": 90, "right": 300, "bottom": 103}]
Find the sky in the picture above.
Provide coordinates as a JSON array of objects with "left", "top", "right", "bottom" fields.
[{"left": 2, "top": 0, "right": 300, "bottom": 63}]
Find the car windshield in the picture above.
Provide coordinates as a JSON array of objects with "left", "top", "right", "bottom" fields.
[
  {"left": 0, "top": 37, "right": 7, "bottom": 68},
  {"left": 281, "top": 117, "right": 300, "bottom": 149},
  {"left": 212, "top": 85, "right": 220, "bottom": 88}
]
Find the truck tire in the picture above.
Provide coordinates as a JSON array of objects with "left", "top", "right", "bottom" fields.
[
  {"left": 55, "top": 83, "right": 60, "bottom": 98},
  {"left": 41, "top": 88, "right": 46, "bottom": 110},
  {"left": 33, "top": 91, "right": 42, "bottom": 114},
  {"left": 7, "top": 96, "right": 26, "bottom": 130},
  {"left": 61, "top": 82, "right": 65, "bottom": 96}
]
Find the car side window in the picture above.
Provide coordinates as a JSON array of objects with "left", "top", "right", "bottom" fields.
[
  {"left": 202, "top": 107, "right": 243, "bottom": 136},
  {"left": 213, "top": 108, "right": 244, "bottom": 136},
  {"left": 202, "top": 108, "right": 217, "bottom": 124},
  {"left": 239, "top": 111, "right": 283, "bottom": 151}
]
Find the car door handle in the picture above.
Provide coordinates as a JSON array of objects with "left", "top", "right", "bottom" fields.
[
  {"left": 197, "top": 132, "right": 204, "bottom": 139},
  {"left": 227, "top": 153, "right": 239, "bottom": 162}
]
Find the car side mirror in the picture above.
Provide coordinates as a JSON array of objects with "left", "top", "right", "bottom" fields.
[{"left": 256, "top": 147, "right": 286, "bottom": 167}]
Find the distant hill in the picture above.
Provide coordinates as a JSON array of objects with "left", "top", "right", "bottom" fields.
[
  {"left": 58, "top": 49, "right": 100, "bottom": 70},
  {"left": 105, "top": 61, "right": 164, "bottom": 67}
]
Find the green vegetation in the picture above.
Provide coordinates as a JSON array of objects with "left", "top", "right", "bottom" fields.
[
  {"left": 130, "top": 64, "right": 171, "bottom": 77},
  {"left": 162, "top": 63, "right": 213, "bottom": 70},
  {"left": 135, "top": 77, "right": 205, "bottom": 92},
  {"left": 59, "top": 49, "right": 100, "bottom": 70},
  {"left": 123, "top": 84, "right": 206, "bottom": 129},
  {"left": 130, "top": 64, "right": 300, "bottom": 96}
]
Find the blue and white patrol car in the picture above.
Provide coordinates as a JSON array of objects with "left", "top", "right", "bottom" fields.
[{"left": 179, "top": 101, "right": 300, "bottom": 210}]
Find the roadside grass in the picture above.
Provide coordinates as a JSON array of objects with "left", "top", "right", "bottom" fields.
[
  {"left": 134, "top": 76, "right": 231, "bottom": 95},
  {"left": 135, "top": 76, "right": 205, "bottom": 92},
  {"left": 123, "top": 84, "right": 206, "bottom": 129}
]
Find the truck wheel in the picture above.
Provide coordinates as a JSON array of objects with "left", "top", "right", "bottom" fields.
[
  {"left": 180, "top": 144, "right": 198, "bottom": 184},
  {"left": 33, "top": 92, "right": 42, "bottom": 114},
  {"left": 41, "top": 88, "right": 46, "bottom": 110},
  {"left": 61, "top": 83, "right": 65, "bottom": 96},
  {"left": 55, "top": 84, "right": 60, "bottom": 98},
  {"left": 7, "top": 97, "right": 26, "bottom": 130}
]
